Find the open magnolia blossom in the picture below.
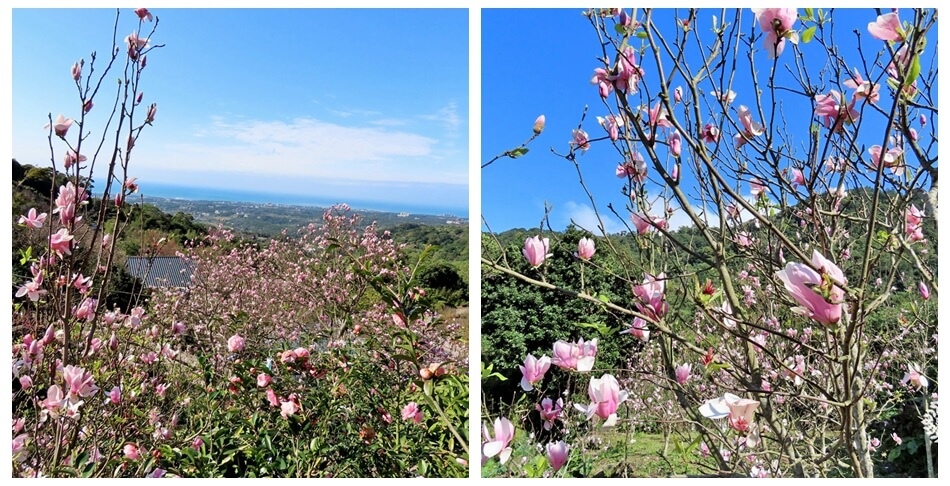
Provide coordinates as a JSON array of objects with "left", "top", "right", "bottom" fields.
[
  {"left": 575, "top": 373, "right": 628, "bottom": 427},
  {"left": 519, "top": 353, "right": 551, "bottom": 391},
  {"left": 482, "top": 417, "right": 515, "bottom": 464},
  {"left": 699, "top": 393, "right": 760, "bottom": 434},
  {"left": 775, "top": 250, "right": 847, "bottom": 326},
  {"left": 551, "top": 338, "right": 597, "bottom": 372}
]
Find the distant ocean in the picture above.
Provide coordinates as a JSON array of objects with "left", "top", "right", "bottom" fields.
[{"left": 141, "top": 182, "right": 468, "bottom": 218}]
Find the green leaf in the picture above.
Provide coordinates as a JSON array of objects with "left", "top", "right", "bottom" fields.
[
  {"left": 576, "top": 321, "right": 613, "bottom": 338},
  {"left": 614, "top": 23, "right": 626, "bottom": 35},
  {"left": 18, "top": 246, "right": 33, "bottom": 265},
  {"left": 634, "top": 31, "right": 648, "bottom": 39},
  {"left": 803, "top": 8, "right": 814, "bottom": 20},
  {"left": 508, "top": 147, "right": 529, "bottom": 158},
  {"left": 597, "top": 293, "right": 611, "bottom": 304},
  {"left": 906, "top": 54, "right": 921, "bottom": 85},
  {"left": 801, "top": 25, "right": 817, "bottom": 44},
  {"left": 705, "top": 362, "right": 731, "bottom": 376}
]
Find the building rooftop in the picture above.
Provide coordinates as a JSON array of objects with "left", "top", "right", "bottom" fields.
[{"left": 125, "top": 256, "right": 194, "bottom": 288}]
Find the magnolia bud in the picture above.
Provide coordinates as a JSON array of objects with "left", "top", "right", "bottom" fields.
[{"left": 533, "top": 115, "right": 545, "bottom": 135}]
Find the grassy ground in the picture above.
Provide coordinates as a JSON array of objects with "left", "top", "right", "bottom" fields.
[{"left": 482, "top": 429, "right": 705, "bottom": 478}]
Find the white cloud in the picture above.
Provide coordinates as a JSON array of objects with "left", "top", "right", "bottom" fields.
[
  {"left": 562, "top": 201, "right": 626, "bottom": 235},
  {"left": 139, "top": 115, "right": 466, "bottom": 186},
  {"left": 421, "top": 100, "right": 462, "bottom": 138}
]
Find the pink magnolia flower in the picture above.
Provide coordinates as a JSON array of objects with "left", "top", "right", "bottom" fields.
[
  {"left": 13, "top": 434, "right": 29, "bottom": 463},
  {"left": 575, "top": 373, "right": 627, "bottom": 426},
  {"left": 63, "top": 365, "right": 99, "bottom": 399},
  {"left": 673, "top": 86, "right": 683, "bottom": 103},
  {"left": 41, "top": 385, "right": 67, "bottom": 419},
  {"left": 868, "top": 145, "right": 905, "bottom": 176},
  {"left": 919, "top": 281, "right": 930, "bottom": 300},
  {"left": 621, "top": 317, "right": 650, "bottom": 342},
  {"left": 920, "top": 114, "right": 927, "bottom": 126},
  {"left": 63, "top": 150, "right": 87, "bottom": 169},
  {"left": 699, "top": 392, "right": 760, "bottom": 432},
  {"left": 597, "top": 114, "right": 624, "bottom": 141},
  {"left": 616, "top": 152, "right": 647, "bottom": 182},
  {"left": 551, "top": 338, "right": 597, "bottom": 372},
  {"left": 752, "top": 8, "right": 799, "bottom": 58},
  {"left": 54, "top": 181, "right": 89, "bottom": 213},
  {"left": 519, "top": 354, "right": 552, "bottom": 391},
  {"left": 140, "top": 352, "right": 158, "bottom": 365},
  {"left": 791, "top": 168, "right": 805, "bottom": 188},
  {"left": 15, "top": 278, "right": 47, "bottom": 302},
  {"left": 669, "top": 130, "right": 682, "bottom": 157},
  {"left": 644, "top": 102, "right": 674, "bottom": 130},
  {"left": 632, "top": 272, "right": 668, "bottom": 321},
  {"left": 533, "top": 115, "right": 545, "bottom": 135},
  {"left": 734, "top": 231, "right": 753, "bottom": 248},
  {"left": 726, "top": 396, "right": 760, "bottom": 432},
  {"left": 631, "top": 213, "right": 651, "bottom": 235},
  {"left": 536, "top": 397, "right": 564, "bottom": 430},
  {"left": 591, "top": 67, "right": 613, "bottom": 98},
  {"left": 892, "top": 432, "right": 903, "bottom": 445},
  {"left": 71, "top": 61, "right": 82, "bottom": 81},
  {"left": 257, "top": 373, "right": 272, "bottom": 387},
  {"left": 135, "top": 8, "right": 153, "bottom": 22},
  {"left": 902, "top": 363, "right": 929, "bottom": 389},
  {"left": 702, "top": 123, "right": 721, "bottom": 143},
  {"left": 19, "top": 375, "right": 33, "bottom": 390},
  {"left": 735, "top": 105, "right": 765, "bottom": 148},
  {"left": 711, "top": 89, "right": 737, "bottom": 104},
  {"left": 227, "top": 334, "right": 245, "bottom": 353},
  {"left": 265, "top": 388, "right": 280, "bottom": 407},
  {"left": 18, "top": 208, "right": 47, "bottom": 229},
  {"left": 45, "top": 114, "right": 74, "bottom": 137},
  {"left": 280, "top": 397, "right": 300, "bottom": 418},
  {"left": 843, "top": 68, "right": 880, "bottom": 104},
  {"left": 123, "top": 443, "right": 140, "bottom": 460},
  {"left": 192, "top": 436, "right": 204, "bottom": 451},
  {"left": 814, "top": 90, "right": 859, "bottom": 132},
  {"left": 73, "top": 298, "right": 97, "bottom": 322},
  {"left": 401, "top": 402, "right": 424, "bottom": 423},
  {"left": 905, "top": 204, "right": 926, "bottom": 243},
  {"left": 148, "top": 468, "right": 166, "bottom": 478},
  {"left": 750, "top": 178, "right": 766, "bottom": 198},
  {"left": 146, "top": 103, "right": 157, "bottom": 124},
  {"left": 614, "top": 46, "right": 643, "bottom": 94},
  {"left": 868, "top": 12, "right": 904, "bottom": 41},
  {"left": 571, "top": 128, "right": 590, "bottom": 151},
  {"left": 546, "top": 440, "right": 569, "bottom": 472},
  {"left": 482, "top": 417, "right": 515, "bottom": 464},
  {"left": 522, "top": 236, "right": 551, "bottom": 267},
  {"left": 109, "top": 386, "right": 121, "bottom": 404},
  {"left": 776, "top": 250, "right": 847, "bottom": 326},
  {"left": 575, "top": 237, "right": 595, "bottom": 261},
  {"left": 674, "top": 363, "right": 692, "bottom": 384},
  {"left": 125, "top": 32, "right": 149, "bottom": 59}
]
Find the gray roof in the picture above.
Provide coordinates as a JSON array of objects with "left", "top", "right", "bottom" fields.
[{"left": 125, "top": 256, "right": 194, "bottom": 288}]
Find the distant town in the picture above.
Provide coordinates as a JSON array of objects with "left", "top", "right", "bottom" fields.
[{"left": 138, "top": 195, "right": 468, "bottom": 238}]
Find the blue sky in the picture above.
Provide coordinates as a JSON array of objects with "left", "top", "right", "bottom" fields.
[
  {"left": 10, "top": 8, "right": 468, "bottom": 213},
  {"left": 481, "top": 8, "right": 938, "bottom": 233}
]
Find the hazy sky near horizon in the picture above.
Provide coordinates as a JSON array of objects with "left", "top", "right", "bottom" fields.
[{"left": 10, "top": 8, "right": 469, "bottom": 210}]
